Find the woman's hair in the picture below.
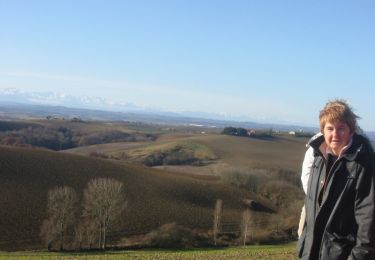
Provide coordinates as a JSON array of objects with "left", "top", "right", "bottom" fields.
[{"left": 319, "top": 99, "right": 360, "bottom": 134}]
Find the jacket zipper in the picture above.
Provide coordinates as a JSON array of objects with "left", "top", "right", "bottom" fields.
[
  {"left": 318, "top": 156, "right": 341, "bottom": 260},
  {"left": 321, "top": 157, "right": 340, "bottom": 198}
]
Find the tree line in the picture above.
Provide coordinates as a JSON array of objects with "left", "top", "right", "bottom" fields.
[
  {"left": 0, "top": 126, "right": 157, "bottom": 150},
  {"left": 222, "top": 127, "right": 250, "bottom": 137},
  {"left": 221, "top": 127, "right": 275, "bottom": 138},
  {"left": 40, "top": 179, "right": 256, "bottom": 251}
]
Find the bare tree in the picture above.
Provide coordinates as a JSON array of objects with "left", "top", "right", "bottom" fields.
[
  {"left": 39, "top": 219, "right": 56, "bottom": 251},
  {"left": 82, "top": 178, "right": 127, "bottom": 249},
  {"left": 74, "top": 218, "right": 99, "bottom": 250},
  {"left": 213, "top": 199, "right": 223, "bottom": 246},
  {"left": 74, "top": 221, "right": 85, "bottom": 251},
  {"left": 84, "top": 219, "right": 99, "bottom": 249},
  {"left": 241, "top": 209, "right": 252, "bottom": 246},
  {"left": 41, "top": 186, "right": 78, "bottom": 251}
]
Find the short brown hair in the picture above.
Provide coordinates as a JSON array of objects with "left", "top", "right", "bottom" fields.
[{"left": 319, "top": 99, "right": 359, "bottom": 134}]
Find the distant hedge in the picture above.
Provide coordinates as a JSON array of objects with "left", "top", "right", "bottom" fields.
[
  {"left": 0, "top": 126, "right": 157, "bottom": 151},
  {"left": 222, "top": 127, "right": 249, "bottom": 137}
]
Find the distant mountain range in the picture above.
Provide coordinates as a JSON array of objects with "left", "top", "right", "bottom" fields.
[
  {"left": 0, "top": 88, "right": 144, "bottom": 112},
  {"left": 0, "top": 88, "right": 258, "bottom": 122},
  {"left": 2, "top": 88, "right": 374, "bottom": 140}
]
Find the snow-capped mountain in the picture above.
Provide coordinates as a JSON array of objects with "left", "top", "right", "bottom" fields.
[{"left": 0, "top": 88, "right": 142, "bottom": 112}]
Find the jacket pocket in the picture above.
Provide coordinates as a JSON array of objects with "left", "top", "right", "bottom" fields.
[{"left": 321, "top": 231, "right": 355, "bottom": 260}]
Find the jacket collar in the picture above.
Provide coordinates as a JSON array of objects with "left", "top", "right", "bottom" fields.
[{"left": 310, "top": 133, "right": 368, "bottom": 162}]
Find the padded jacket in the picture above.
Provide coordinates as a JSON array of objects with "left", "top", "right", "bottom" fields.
[{"left": 297, "top": 134, "right": 375, "bottom": 260}]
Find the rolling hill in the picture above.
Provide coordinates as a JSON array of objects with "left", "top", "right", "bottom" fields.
[
  {"left": 0, "top": 144, "right": 277, "bottom": 251},
  {"left": 64, "top": 133, "right": 308, "bottom": 176},
  {"left": 0, "top": 114, "right": 310, "bottom": 251}
]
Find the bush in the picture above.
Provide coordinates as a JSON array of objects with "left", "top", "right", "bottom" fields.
[
  {"left": 220, "top": 167, "right": 270, "bottom": 193},
  {"left": 146, "top": 223, "right": 194, "bottom": 248},
  {"left": 274, "top": 169, "right": 301, "bottom": 188},
  {"left": 163, "top": 147, "right": 197, "bottom": 165},
  {"left": 143, "top": 152, "right": 165, "bottom": 166},
  {"left": 258, "top": 180, "right": 303, "bottom": 208},
  {"left": 89, "top": 151, "right": 109, "bottom": 159},
  {"left": 142, "top": 142, "right": 215, "bottom": 166}
]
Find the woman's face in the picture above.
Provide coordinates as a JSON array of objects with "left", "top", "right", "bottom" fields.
[{"left": 323, "top": 121, "right": 352, "bottom": 155}]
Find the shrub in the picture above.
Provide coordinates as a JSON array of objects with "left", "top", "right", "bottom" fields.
[
  {"left": 220, "top": 167, "right": 270, "bottom": 193},
  {"left": 258, "top": 180, "right": 303, "bottom": 208},
  {"left": 142, "top": 142, "right": 215, "bottom": 166},
  {"left": 146, "top": 223, "right": 194, "bottom": 248},
  {"left": 89, "top": 151, "right": 109, "bottom": 159},
  {"left": 143, "top": 151, "right": 166, "bottom": 166}
]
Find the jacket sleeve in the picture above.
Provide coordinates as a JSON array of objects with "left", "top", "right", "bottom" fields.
[
  {"left": 350, "top": 154, "right": 375, "bottom": 259},
  {"left": 301, "top": 147, "right": 314, "bottom": 194}
]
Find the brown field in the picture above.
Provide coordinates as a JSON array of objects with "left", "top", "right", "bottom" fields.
[
  {"left": 0, "top": 144, "right": 269, "bottom": 250},
  {"left": 63, "top": 133, "right": 308, "bottom": 174},
  {"left": 0, "top": 120, "right": 308, "bottom": 251}
]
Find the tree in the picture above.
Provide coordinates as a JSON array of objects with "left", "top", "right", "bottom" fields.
[
  {"left": 241, "top": 209, "right": 252, "bottom": 246},
  {"left": 236, "top": 128, "right": 249, "bottom": 137},
  {"left": 222, "top": 127, "right": 237, "bottom": 136},
  {"left": 82, "top": 178, "right": 127, "bottom": 249},
  {"left": 84, "top": 219, "right": 99, "bottom": 249},
  {"left": 74, "top": 218, "right": 99, "bottom": 250},
  {"left": 39, "top": 220, "right": 56, "bottom": 251},
  {"left": 213, "top": 199, "right": 223, "bottom": 246},
  {"left": 41, "top": 186, "right": 78, "bottom": 251},
  {"left": 74, "top": 222, "right": 84, "bottom": 251}
]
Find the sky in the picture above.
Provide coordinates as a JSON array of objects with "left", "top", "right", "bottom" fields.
[{"left": 0, "top": 0, "right": 374, "bottom": 130}]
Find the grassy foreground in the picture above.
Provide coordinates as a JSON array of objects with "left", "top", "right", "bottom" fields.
[{"left": 0, "top": 243, "right": 297, "bottom": 260}]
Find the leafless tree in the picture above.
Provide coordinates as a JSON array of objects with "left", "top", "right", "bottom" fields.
[
  {"left": 241, "top": 209, "right": 252, "bottom": 246},
  {"left": 41, "top": 186, "right": 78, "bottom": 251},
  {"left": 74, "top": 221, "right": 85, "bottom": 250},
  {"left": 74, "top": 218, "right": 99, "bottom": 250},
  {"left": 213, "top": 199, "right": 223, "bottom": 246},
  {"left": 82, "top": 178, "right": 127, "bottom": 249},
  {"left": 39, "top": 219, "right": 56, "bottom": 251},
  {"left": 84, "top": 219, "right": 99, "bottom": 249}
]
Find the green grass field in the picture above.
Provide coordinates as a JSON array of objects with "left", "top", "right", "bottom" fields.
[{"left": 0, "top": 243, "right": 297, "bottom": 259}]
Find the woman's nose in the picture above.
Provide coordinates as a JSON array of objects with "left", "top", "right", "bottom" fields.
[{"left": 332, "top": 129, "right": 340, "bottom": 137}]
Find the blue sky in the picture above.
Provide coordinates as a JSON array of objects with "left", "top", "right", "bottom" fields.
[{"left": 0, "top": 0, "right": 375, "bottom": 130}]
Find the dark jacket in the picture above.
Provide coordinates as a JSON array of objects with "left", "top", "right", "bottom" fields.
[{"left": 297, "top": 134, "right": 375, "bottom": 260}]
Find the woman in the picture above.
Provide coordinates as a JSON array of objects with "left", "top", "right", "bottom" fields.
[{"left": 297, "top": 99, "right": 375, "bottom": 260}]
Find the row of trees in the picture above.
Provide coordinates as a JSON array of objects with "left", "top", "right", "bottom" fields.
[
  {"left": 0, "top": 126, "right": 157, "bottom": 151},
  {"left": 221, "top": 127, "right": 274, "bottom": 138},
  {"left": 222, "top": 127, "right": 249, "bottom": 137},
  {"left": 40, "top": 178, "right": 126, "bottom": 251},
  {"left": 41, "top": 188, "right": 254, "bottom": 250}
]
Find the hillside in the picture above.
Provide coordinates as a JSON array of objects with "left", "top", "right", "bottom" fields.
[
  {"left": 62, "top": 133, "right": 307, "bottom": 244},
  {"left": 0, "top": 145, "right": 274, "bottom": 251},
  {"left": 0, "top": 116, "right": 310, "bottom": 251},
  {"left": 64, "top": 133, "right": 308, "bottom": 176}
]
